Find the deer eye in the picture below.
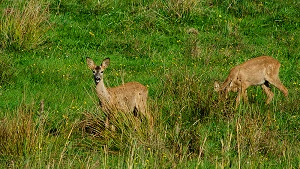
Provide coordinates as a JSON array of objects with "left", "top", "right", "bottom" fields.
[
  {"left": 92, "top": 70, "right": 96, "bottom": 74},
  {"left": 100, "top": 71, "right": 104, "bottom": 73}
]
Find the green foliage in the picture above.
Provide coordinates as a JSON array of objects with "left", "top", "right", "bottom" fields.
[{"left": 0, "top": 0, "right": 299, "bottom": 168}]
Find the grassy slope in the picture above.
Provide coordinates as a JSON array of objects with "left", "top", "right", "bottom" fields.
[{"left": 0, "top": 0, "right": 299, "bottom": 168}]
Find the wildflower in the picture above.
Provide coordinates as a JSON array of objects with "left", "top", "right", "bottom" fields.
[{"left": 89, "top": 31, "right": 95, "bottom": 36}]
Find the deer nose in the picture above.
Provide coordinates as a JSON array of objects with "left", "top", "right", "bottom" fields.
[{"left": 94, "top": 76, "right": 101, "bottom": 84}]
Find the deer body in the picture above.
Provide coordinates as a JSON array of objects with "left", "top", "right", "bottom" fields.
[
  {"left": 96, "top": 81, "right": 148, "bottom": 114},
  {"left": 87, "top": 57, "right": 151, "bottom": 128},
  {"left": 214, "top": 56, "right": 288, "bottom": 107}
]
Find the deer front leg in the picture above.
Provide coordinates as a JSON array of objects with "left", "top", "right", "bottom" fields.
[
  {"left": 242, "top": 90, "right": 249, "bottom": 103},
  {"left": 235, "top": 91, "right": 242, "bottom": 108},
  {"left": 235, "top": 84, "right": 247, "bottom": 108}
]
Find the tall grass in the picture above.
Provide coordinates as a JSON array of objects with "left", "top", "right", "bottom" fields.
[
  {"left": 0, "top": 101, "right": 44, "bottom": 165},
  {"left": 0, "top": 0, "right": 299, "bottom": 168},
  {"left": 0, "top": 0, "right": 51, "bottom": 50}
]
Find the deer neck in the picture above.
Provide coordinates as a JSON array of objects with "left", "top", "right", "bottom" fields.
[{"left": 96, "top": 79, "right": 111, "bottom": 102}]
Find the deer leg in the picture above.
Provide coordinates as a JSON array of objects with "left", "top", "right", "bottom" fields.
[
  {"left": 266, "top": 76, "right": 288, "bottom": 97},
  {"left": 225, "top": 88, "right": 230, "bottom": 99},
  {"left": 132, "top": 107, "right": 140, "bottom": 130},
  {"left": 136, "top": 98, "right": 154, "bottom": 132},
  {"left": 235, "top": 90, "right": 242, "bottom": 108},
  {"left": 261, "top": 82, "right": 274, "bottom": 104},
  {"left": 236, "top": 84, "right": 247, "bottom": 108},
  {"left": 243, "top": 90, "right": 249, "bottom": 103}
]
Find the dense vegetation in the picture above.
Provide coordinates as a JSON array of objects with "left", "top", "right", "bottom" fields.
[{"left": 0, "top": 0, "right": 299, "bottom": 168}]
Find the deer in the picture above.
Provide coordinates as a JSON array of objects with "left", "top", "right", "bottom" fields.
[
  {"left": 86, "top": 57, "right": 153, "bottom": 130},
  {"left": 214, "top": 56, "right": 288, "bottom": 107}
]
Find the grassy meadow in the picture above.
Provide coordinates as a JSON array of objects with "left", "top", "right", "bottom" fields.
[{"left": 0, "top": 0, "right": 299, "bottom": 168}]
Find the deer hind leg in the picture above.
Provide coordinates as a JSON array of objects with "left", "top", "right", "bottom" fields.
[
  {"left": 132, "top": 107, "right": 141, "bottom": 131},
  {"left": 137, "top": 96, "right": 153, "bottom": 131},
  {"left": 261, "top": 82, "right": 274, "bottom": 104},
  {"left": 266, "top": 75, "right": 288, "bottom": 97}
]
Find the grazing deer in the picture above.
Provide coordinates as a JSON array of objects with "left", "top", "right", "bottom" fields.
[
  {"left": 86, "top": 57, "right": 152, "bottom": 129},
  {"left": 214, "top": 56, "right": 288, "bottom": 107}
]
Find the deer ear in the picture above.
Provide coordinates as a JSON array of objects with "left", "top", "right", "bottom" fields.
[
  {"left": 102, "top": 58, "right": 110, "bottom": 69},
  {"left": 86, "top": 57, "right": 96, "bottom": 70}
]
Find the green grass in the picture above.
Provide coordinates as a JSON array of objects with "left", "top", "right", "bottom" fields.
[{"left": 0, "top": 0, "right": 299, "bottom": 168}]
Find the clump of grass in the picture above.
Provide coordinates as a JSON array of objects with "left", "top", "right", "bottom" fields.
[
  {"left": 150, "top": 65, "right": 212, "bottom": 161},
  {"left": 0, "top": 0, "right": 51, "bottom": 50},
  {"left": 0, "top": 102, "right": 44, "bottom": 161},
  {"left": 80, "top": 106, "right": 155, "bottom": 152},
  {"left": 0, "top": 98, "right": 81, "bottom": 168},
  {"left": 155, "top": 0, "right": 201, "bottom": 22},
  {"left": 238, "top": 112, "right": 284, "bottom": 157},
  {"left": 160, "top": 66, "right": 211, "bottom": 125}
]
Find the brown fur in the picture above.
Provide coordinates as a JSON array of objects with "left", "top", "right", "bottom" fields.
[
  {"left": 214, "top": 56, "right": 288, "bottom": 107},
  {"left": 86, "top": 57, "right": 153, "bottom": 129}
]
